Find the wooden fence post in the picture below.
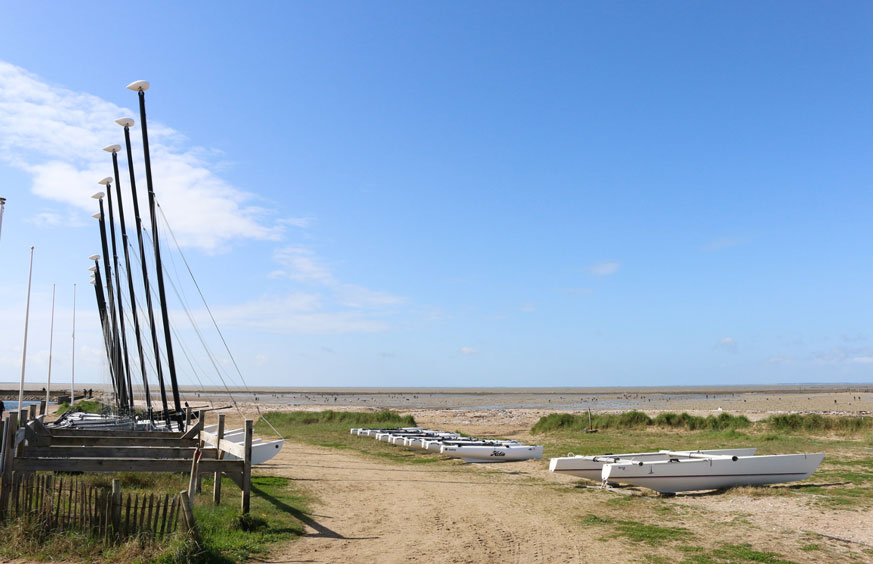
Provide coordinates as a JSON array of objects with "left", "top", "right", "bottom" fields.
[
  {"left": 178, "top": 490, "right": 200, "bottom": 542},
  {"left": 185, "top": 406, "right": 191, "bottom": 428},
  {"left": 189, "top": 448, "right": 202, "bottom": 500},
  {"left": 213, "top": 414, "right": 225, "bottom": 505},
  {"left": 38, "top": 400, "right": 46, "bottom": 416},
  {"left": 28, "top": 404, "right": 37, "bottom": 422},
  {"left": 111, "top": 479, "right": 122, "bottom": 539},
  {"left": 19, "top": 409, "right": 27, "bottom": 427},
  {"left": 0, "top": 412, "right": 17, "bottom": 518},
  {"left": 241, "top": 419, "right": 252, "bottom": 514}
]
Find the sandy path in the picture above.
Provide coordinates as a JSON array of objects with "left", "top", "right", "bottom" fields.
[{"left": 254, "top": 442, "right": 613, "bottom": 564}]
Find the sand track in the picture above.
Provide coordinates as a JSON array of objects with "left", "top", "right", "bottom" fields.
[{"left": 255, "top": 443, "right": 604, "bottom": 564}]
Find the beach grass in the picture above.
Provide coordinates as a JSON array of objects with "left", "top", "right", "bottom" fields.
[{"left": 255, "top": 410, "right": 453, "bottom": 464}]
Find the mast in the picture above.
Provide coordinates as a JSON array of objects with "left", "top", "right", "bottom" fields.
[
  {"left": 106, "top": 144, "right": 152, "bottom": 414},
  {"left": 118, "top": 117, "right": 169, "bottom": 421},
  {"left": 0, "top": 197, "right": 6, "bottom": 242},
  {"left": 128, "top": 80, "right": 183, "bottom": 425},
  {"left": 91, "top": 262, "right": 118, "bottom": 403},
  {"left": 45, "top": 283, "right": 55, "bottom": 408},
  {"left": 18, "top": 246, "right": 34, "bottom": 411},
  {"left": 99, "top": 176, "right": 135, "bottom": 413},
  {"left": 92, "top": 198, "right": 125, "bottom": 409},
  {"left": 71, "top": 283, "right": 76, "bottom": 407}
]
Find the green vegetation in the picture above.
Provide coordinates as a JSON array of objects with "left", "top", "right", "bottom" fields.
[
  {"left": 255, "top": 410, "right": 447, "bottom": 464},
  {"left": 581, "top": 514, "right": 693, "bottom": 545},
  {"left": 56, "top": 399, "right": 104, "bottom": 415},
  {"left": 532, "top": 411, "right": 751, "bottom": 433},
  {"left": 0, "top": 473, "right": 310, "bottom": 564},
  {"left": 259, "top": 409, "right": 415, "bottom": 427},
  {"left": 533, "top": 410, "right": 873, "bottom": 437}
]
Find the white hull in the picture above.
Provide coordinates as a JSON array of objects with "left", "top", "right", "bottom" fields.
[
  {"left": 602, "top": 453, "right": 825, "bottom": 493},
  {"left": 549, "top": 449, "right": 757, "bottom": 481},
  {"left": 202, "top": 423, "right": 284, "bottom": 465},
  {"left": 441, "top": 444, "right": 543, "bottom": 463}
]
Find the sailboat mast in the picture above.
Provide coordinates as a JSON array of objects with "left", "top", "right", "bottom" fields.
[
  {"left": 120, "top": 120, "right": 169, "bottom": 421},
  {"left": 93, "top": 201, "right": 125, "bottom": 409},
  {"left": 107, "top": 144, "right": 152, "bottom": 413},
  {"left": 45, "top": 283, "right": 55, "bottom": 408},
  {"left": 101, "top": 178, "right": 135, "bottom": 413},
  {"left": 71, "top": 283, "right": 76, "bottom": 407},
  {"left": 18, "top": 246, "right": 34, "bottom": 411},
  {"left": 131, "top": 82, "right": 183, "bottom": 424},
  {"left": 0, "top": 197, "right": 6, "bottom": 242},
  {"left": 92, "top": 263, "right": 119, "bottom": 404}
]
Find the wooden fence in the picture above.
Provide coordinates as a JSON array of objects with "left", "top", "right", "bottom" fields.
[{"left": 0, "top": 473, "right": 183, "bottom": 542}]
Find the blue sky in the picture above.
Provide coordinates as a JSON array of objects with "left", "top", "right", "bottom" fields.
[{"left": 0, "top": 2, "right": 871, "bottom": 389}]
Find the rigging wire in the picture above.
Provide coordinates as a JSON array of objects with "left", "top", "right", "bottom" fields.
[{"left": 154, "top": 199, "right": 284, "bottom": 439}]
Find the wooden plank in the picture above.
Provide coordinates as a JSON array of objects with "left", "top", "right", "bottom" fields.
[
  {"left": 180, "top": 410, "right": 203, "bottom": 439},
  {"left": 159, "top": 493, "right": 169, "bottom": 538},
  {"left": 241, "top": 419, "right": 252, "bottom": 514},
  {"left": 139, "top": 492, "right": 148, "bottom": 536},
  {"left": 167, "top": 495, "right": 178, "bottom": 535},
  {"left": 13, "top": 457, "right": 244, "bottom": 474},
  {"left": 21, "top": 446, "right": 217, "bottom": 459},
  {"left": 45, "top": 436, "right": 198, "bottom": 447},
  {"left": 131, "top": 493, "right": 139, "bottom": 535},
  {"left": 218, "top": 438, "right": 246, "bottom": 459},
  {"left": 48, "top": 429, "right": 185, "bottom": 439},
  {"left": 0, "top": 414, "right": 16, "bottom": 518}
]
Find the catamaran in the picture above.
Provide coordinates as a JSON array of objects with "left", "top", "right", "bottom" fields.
[
  {"left": 600, "top": 452, "right": 825, "bottom": 493},
  {"left": 549, "top": 448, "right": 758, "bottom": 481}
]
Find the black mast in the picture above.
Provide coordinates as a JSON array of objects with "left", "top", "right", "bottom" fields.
[
  {"left": 94, "top": 197, "right": 126, "bottom": 409},
  {"left": 129, "top": 80, "right": 183, "bottom": 425},
  {"left": 91, "top": 261, "right": 119, "bottom": 407},
  {"left": 119, "top": 118, "right": 170, "bottom": 421},
  {"left": 101, "top": 177, "right": 135, "bottom": 413},
  {"left": 106, "top": 145, "right": 152, "bottom": 415}
]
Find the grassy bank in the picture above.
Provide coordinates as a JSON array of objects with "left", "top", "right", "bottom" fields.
[
  {"left": 255, "top": 410, "right": 449, "bottom": 464},
  {"left": 0, "top": 473, "right": 310, "bottom": 564},
  {"left": 55, "top": 399, "right": 104, "bottom": 415}
]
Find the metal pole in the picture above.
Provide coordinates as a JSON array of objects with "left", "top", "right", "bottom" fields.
[
  {"left": 121, "top": 122, "right": 168, "bottom": 421},
  {"left": 18, "top": 246, "right": 34, "bottom": 411},
  {"left": 0, "top": 197, "right": 6, "bottom": 242},
  {"left": 135, "top": 85, "right": 183, "bottom": 424},
  {"left": 45, "top": 283, "right": 55, "bottom": 408},
  {"left": 104, "top": 180, "right": 135, "bottom": 413},
  {"left": 109, "top": 146, "right": 152, "bottom": 413},
  {"left": 71, "top": 283, "right": 76, "bottom": 406}
]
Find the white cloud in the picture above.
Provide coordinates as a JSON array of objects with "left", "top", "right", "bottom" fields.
[
  {"left": 589, "top": 261, "right": 620, "bottom": 276},
  {"left": 850, "top": 356, "right": 873, "bottom": 364},
  {"left": 0, "top": 60, "right": 281, "bottom": 252},
  {"left": 203, "top": 294, "right": 390, "bottom": 334},
  {"left": 715, "top": 337, "right": 738, "bottom": 354},
  {"left": 271, "top": 245, "right": 406, "bottom": 309},
  {"left": 459, "top": 347, "right": 478, "bottom": 355}
]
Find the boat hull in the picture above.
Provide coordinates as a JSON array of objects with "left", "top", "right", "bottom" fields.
[
  {"left": 441, "top": 444, "right": 543, "bottom": 463},
  {"left": 549, "top": 449, "right": 758, "bottom": 481},
  {"left": 601, "top": 453, "right": 825, "bottom": 493}
]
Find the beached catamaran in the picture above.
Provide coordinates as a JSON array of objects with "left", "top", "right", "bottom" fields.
[
  {"left": 550, "top": 448, "right": 824, "bottom": 493},
  {"left": 352, "top": 427, "right": 543, "bottom": 463}
]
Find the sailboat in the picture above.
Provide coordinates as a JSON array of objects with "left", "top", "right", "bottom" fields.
[{"left": 49, "top": 81, "right": 285, "bottom": 463}]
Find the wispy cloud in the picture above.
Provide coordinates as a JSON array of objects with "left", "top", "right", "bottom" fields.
[
  {"left": 0, "top": 60, "right": 281, "bottom": 252},
  {"left": 271, "top": 245, "right": 406, "bottom": 309},
  {"left": 202, "top": 294, "right": 390, "bottom": 334},
  {"left": 714, "top": 337, "right": 738, "bottom": 354},
  {"left": 589, "top": 261, "right": 620, "bottom": 277},
  {"left": 459, "top": 346, "right": 478, "bottom": 355},
  {"left": 702, "top": 237, "right": 744, "bottom": 252}
]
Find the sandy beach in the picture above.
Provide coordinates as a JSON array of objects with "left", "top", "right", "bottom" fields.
[{"left": 168, "top": 385, "right": 873, "bottom": 563}]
